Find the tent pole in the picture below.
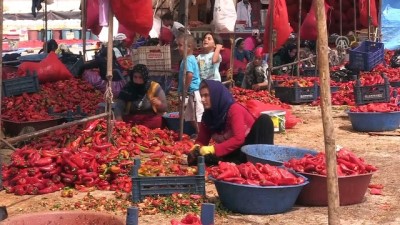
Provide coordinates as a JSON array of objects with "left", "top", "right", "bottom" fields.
[
  {"left": 178, "top": 0, "right": 189, "bottom": 140},
  {"left": 354, "top": 0, "right": 357, "bottom": 38},
  {"left": 297, "top": 0, "right": 302, "bottom": 77},
  {"left": 228, "top": 0, "right": 237, "bottom": 85},
  {"left": 106, "top": 4, "right": 114, "bottom": 141},
  {"left": 377, "top": 0, "right": 382, "bottom": 41},
  {"left": 81, "top": 0, "right": 87, "bottom": 61},
  {"left": 340, "top": 0, "right": 342, "bottom": 37},
  {"left": 315, "top": 0, "right": 340, "bottom": 224},
  {"left": 368, "top": 0, "right": 371, "bottom": 40},
  {"left": 0, "top": 0, "right": 4, "bottom": 191},
  {"left": 44, "top": 0, "right": 48, "bottom": 52},
  {"left": 267, "top": 0, "right": 275, "bottom": 92}
]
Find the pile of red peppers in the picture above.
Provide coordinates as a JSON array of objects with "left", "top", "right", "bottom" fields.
[
  {"left": 284, "top": 148, "right": 377, "bottom": 176},
  {"left": 208, "top": 162, "right": 305, "bottom": 186}
]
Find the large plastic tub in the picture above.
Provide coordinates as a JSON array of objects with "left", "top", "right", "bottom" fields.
[
  {"left": 297, "top": 172, "right": 373, "bottom": 206},
  {"left": 209, "top": 174, "right": 309, "bottom": 215},
  {"left": 241, "top": 144, "right": 318, "bottom": 166},
  {"left": 347, "top": 111, "right": 400, "bottom": 132},
  {"left": 162, "top": 112, "right": 196, "bottom": 136},
  {"left": 0, "top": 211, "right": 125, "bottom": 225}
]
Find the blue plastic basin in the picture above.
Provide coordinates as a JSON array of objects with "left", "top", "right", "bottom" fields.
[
  {"left": 347, "top": 110, "right": 400, "bottom": 132},
  {"left": 241, "top": 144, "right": 318, "bottom": 166},
  {"left": 162, "top": 112, "right": 196, "bottom": 136},
  {"left": 209, "top": 173, "right": 309, "bottom": 215}
]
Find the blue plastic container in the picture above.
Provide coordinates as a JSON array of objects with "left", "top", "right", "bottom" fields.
[
  {"left": 347, "top": 110, "right": 400, "bottom": 132},
  {"left": 209, "top": 173, "right": 309, "bottom": 215},
  {"left": 241, "top": 144, "right": 318, "bottom": 166},
  {"left": 162, "top": 112, "right": 196, "bottom": 136},
  {"left": 349, "top": 41, "right": 384, "bottom": 71}
]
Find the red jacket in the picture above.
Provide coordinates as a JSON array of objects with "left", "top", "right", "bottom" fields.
[{"left": 196, "top": 103, "right": 255, "bottom": 157}]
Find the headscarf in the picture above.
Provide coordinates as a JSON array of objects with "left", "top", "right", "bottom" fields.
[
  {"left": 201, "top": 80, "right": 235, "bottom": 132},
  {"left": 118, "top": 64, "right": 151, "bottom": 101},
  {"left": 279, "top": 43, "right": 297, "bottom": 64}
]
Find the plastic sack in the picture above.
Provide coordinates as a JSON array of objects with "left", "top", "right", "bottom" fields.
[
  {"left": 118, "top": 23, "right": 135, "bottom": 47},
  {"left": 359, "top": 0, "right": 378, "bottom": 27},
  {"left": 245, "top": 100, "right": 301, "bottom": 129},
  {"left": 86, "top": 0, "right": 102, "bottom": 35},
  {"left": 213, "top": 0, "right": 237, "bottom": 32},
  {"left": 111, "top": 0, "right": 153, "bottom": 37},
  {"left": 300, "top": 1, "right": 331, "bottom": 40},
  {"left": 159, "top": 26, "right": 174, "bottom": 45},
  {"left": 98, "top": 0, "right": 110, "bottom": 27},
  {"left": 263, "top": 0, "right": 293, "bottom": 53},
  {"left": 18, "top": 52, "right": 73, "bottom": 83}
]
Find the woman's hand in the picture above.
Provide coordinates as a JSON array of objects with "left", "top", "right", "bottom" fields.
[
  {"left": 252, "top": 83, "right": 260, "bottom": 91},
  {"left": 150, "top": 97, "right": 162, "bottom": 109}
]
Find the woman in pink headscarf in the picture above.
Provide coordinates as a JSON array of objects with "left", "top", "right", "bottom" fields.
[{"left": 241, "top": 47, "right": 269, "bottom": 91}]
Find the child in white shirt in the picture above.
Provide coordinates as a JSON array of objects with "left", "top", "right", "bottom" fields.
[{"left": 196, "top": 32, "right": 223, "bottom": 82}]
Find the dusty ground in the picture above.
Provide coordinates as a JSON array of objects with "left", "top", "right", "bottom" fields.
[{"left": 1, "top": 105, "right": 399, "bottom": 225}]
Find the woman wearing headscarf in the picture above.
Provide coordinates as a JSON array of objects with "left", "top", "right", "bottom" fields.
[
  {"left": 187, "top": 80, "right": 274, "bottom": 166},
  {"left": 273, "top": 43, "right": 298, "bottom": 75},
  {"left": 114, "top": 64, "right": 168, "bottom": 129},
  {"left": 242, "top": 47, "right": 268, "bottom": 91}
]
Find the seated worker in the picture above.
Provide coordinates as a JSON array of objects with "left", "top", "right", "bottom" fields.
[
  {"left": 273, "top": 43, "right": 298, "bottom": 75},
  {"left": 241, "top": 47, "right": 268, "bottom": 91},
  {"left": 79, "top": 46, "right": 127, "bottom": 97},
  {"left": 115, "top": 64, "right": 167, "bottom": 129},
  {"left": 187, "top": 80, "right": 274, "bottom": 166},
  {"left": 38, "top": 39, "right": 58, "bottom": 54},
  {"left": 234, "top": 38, "right": 252, "bottom": 63},
  {"left": 160, "top": 12, "right": 186, "bottom": 45}
]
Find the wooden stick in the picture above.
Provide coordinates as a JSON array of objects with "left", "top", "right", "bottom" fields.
[
  {"left": 0, "top": 139, "right": 16, "bottom": 150},
  {"left": 368, "top": 131, "right": 400, "bottom": 137},
  {"left": 228, "top": 0, "right": 237, "bottom": 85},
  {"left": 0, "top": 0, "right": 4, "bottom": 147},
  {"left": 315, "top": 0, "right": 340, "bottom": 224},
  {"left": 267, "top": 0, "right": 275, "bottom": 92},
  {"left": 44, "top": 1, "right": 48, "bottom": 51},
  {"left": 297, "top": 0, "right": 302, "bottom": 77},
  {"left": 178, "top": 0, "right": 189, "bottom": 140},
  {"left": 377, "top": 0, "right": 382, "bottom": 41},
  {"left": 106, "top": 7, "right": 114, "bottom": 141},
  {"left": 81, "top": 0, "right": 87, "bottom": 61},
  {"left": 272, "top": 55, "right": 316, "bottom": 70},
  {"left": 3, "top": 113, "right": 109, "bottom": 146}
]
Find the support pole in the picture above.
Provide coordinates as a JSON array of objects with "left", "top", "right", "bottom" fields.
[
  {"left": 229, "top": 0, "right": 237, "bottom": 84},
  {"left": 81, "top": 0, "right": 87, "bottom": 61},
  {"left": 367, "top": 0, "right": 371, "bottom": 40},
  {"left": 339, "top": 0, "right": 342, "bottom": 37},
  {"left": 354, "top": 0, "right": 357, "bottom": 37},
  {"left": 267, "top": 0, "right": 275, "bottom": 91},
  {"left": 297, "top": 0, "right": 302, "bottom": 76},
  {"left": 44, "top": 1, "right": 48, "bottom": 52},
  {"left": 106, "top": 5, "right": 114, "bottom": 141},
  {"left": 178, "top": 0, "right": 189, "bottom": 140},
  {"left": 0, "top": 0, "right": 4, "bottom": 191},
  {"left": 377, "top": 0, "right": 382, "bottom": 41},
  {"left": 315, "top": 0, "right": 340, "bottom": 224}
]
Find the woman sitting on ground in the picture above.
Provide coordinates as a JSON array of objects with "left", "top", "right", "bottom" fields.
[{"left": 114, "top": 64, "right": 168, "bottom": 129}]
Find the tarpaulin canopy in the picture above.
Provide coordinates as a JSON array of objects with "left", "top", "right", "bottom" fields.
[
  {"left": 381, "top": 0, "right": 400, "bottom": 50},
  {"left": 3, "top": 11, "right": 81, "bottom": 21}
]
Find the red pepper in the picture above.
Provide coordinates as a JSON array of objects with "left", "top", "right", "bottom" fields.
[
  {"left": 34, "top": 157, "right": 53, "bottom": 166},
  {"left": 14, "top": 185, "right": 27, "bottom": 195},
  {"left": 38, "top": 186, "right": 55, "bottom": 195},
  {"left": 41, "top": 150, "right": 60, "bottom": 158},
  {"left": 70, "top": 155, "right": 85, "bottom": 169},
  {"left": 39, "top": 163, "right": 57, "bottom": 172}
]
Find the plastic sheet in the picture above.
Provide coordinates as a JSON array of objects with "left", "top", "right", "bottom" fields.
[{"left": 381, "top": 1, "right": 400, "bottom": 50}]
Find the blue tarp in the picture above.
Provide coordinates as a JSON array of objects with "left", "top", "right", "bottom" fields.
[{"left": 381, "top": 0, "right": 400, "bottom": 50}]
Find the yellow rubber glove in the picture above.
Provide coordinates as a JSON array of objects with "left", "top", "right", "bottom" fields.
[
  {"left": 190, "top": 144, "right": 200, "bottom": 152},
  {"left": 200, "top": 145, "right": 215, "bottom": 156}
]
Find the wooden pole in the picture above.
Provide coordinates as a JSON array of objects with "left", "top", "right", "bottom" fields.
[
  {"left": 354, "top": 0, "right": 357, "bottom": 37},
  {"left": 2, "top": 113, "right": 109, "bottom": 146},
  {"left": 339, "top": 0, "right": 342, "bottom": 37},
  {"left": 267, "top": 0, "right": 275, "bottom": 91},
  {"left": 377, "top": 0, "right": 382, "bottom": 41},
  {"left": 81, "top": 0, "right": 87, "bottom": 61},
  {"left": 297, "top": 0, "right": 302, "bottom": 76},
  {"left": 315, "top": 0, "right": 340, "bottom": 224},
  {"left": 228, "top": 0, "right": 237, "bottom": 84},
  {"left": 0, "top": 0, "right": 3, "bottom": 139},
  {"left": 44, "top": 1, "right": 48, "bottom": 52},
  {"left": 367, "top": 0, "right": 371, "bottom": 40},
  {"left": 105, "top": 5, "right": 114, "bottom": 141},
  {"left": 178, "top": 0, "right": 189, "bottom": 140}
]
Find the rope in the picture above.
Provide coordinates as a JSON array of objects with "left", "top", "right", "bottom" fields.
[{"left": 103, "top": 79, "right": 115, "bottom": 131}]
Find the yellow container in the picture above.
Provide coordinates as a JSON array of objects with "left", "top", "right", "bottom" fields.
[{"left": 261, "top": 110, "right": 286, "bottom": 133}]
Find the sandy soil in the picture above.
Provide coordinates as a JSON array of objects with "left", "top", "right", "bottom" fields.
[{"left": 1, "top": 105, "right": 399, "bottom": 225}]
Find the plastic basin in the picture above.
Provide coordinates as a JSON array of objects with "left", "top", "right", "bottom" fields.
[
  {"left": 162, "top": 112, "right": 196, "bottom": 136},
  {"left": 347, "top": 111, "right": 400, "bottom": 132},
  {"left": 296, "top": 172, "right": 373, "bottom": 206},
  {"left": 241, "top": 144, "right": 318, "bottom": 166},
  {"left": 0, "top": 211, "right": 125, "bottom": 225},
  {"left": 209, "top": 174, "right": 309, "bottom": 215}
]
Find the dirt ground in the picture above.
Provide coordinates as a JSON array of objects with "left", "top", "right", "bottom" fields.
[{"left": 1, "top": 105, "right": 399, "bottom": 225}]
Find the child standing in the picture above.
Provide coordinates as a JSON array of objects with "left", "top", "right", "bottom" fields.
[
  {"left": 196, "top": 32, "right": 223, "bottom": 81},
  {"left": 176, "top": 34, "right": 204, "bottom": 134}
]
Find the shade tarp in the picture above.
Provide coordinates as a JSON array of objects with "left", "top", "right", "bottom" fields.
[
  {"left": 3, "top": 11, "right": 81, "bottom": 21},
  {"left": 381, "top": 0, "right": 400, "bottom": 50}
]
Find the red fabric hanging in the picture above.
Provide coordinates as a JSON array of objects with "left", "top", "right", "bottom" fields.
[
  {"left": 118, "top": 24, "right": 135, "bottom": 47},
  {"left": 111, "top": 0, "right": 153, "bottom": 37},
  {"left": 263, "top": 0, "right": 293, "bottom": 53},
  {"left": 86, "top": 0, "right": 102, "bottom": 35},
  {"left": 359, "top": 0, "right": 378, "bottom": 27},
  {"left": 300, "top": 1, "right": 331, "bottom": 40}
]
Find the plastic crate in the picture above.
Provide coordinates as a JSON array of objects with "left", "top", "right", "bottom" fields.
[
  {"left": 48, "top": 105, "right": 88, "bottom": 122},
  {"left": 390, "top": 81, "right": 400, "bottom": 87},
  {"left": 316, "top": 86, "right": 340, "bottom": 96},
  {"left": 348, "top": 41, "right": 384, "bottom": 71},
  {"left": 132, "top": 46, "right": 171, "bottom": 76},
  {"left": 353, "top": 75, "right": 390, "bottom": 105},
  {"left": 131, "top": 157, "right": 206, "bottom": 203},
  {"left": 2, "top": 72, "right": 40, "bottom": 97},
  {"left": 274, "top": 82, "right": 318, "bottom": 104}
]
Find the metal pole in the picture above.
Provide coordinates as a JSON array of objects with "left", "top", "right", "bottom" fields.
[
  {"left": 267, "top": 0, "right": 275, "bottom": 91},
  {"left": 106, "top": 4, "right": 114, "bottom": 141},
  {"left": 297, "top": 0, "right": 302, "bottom": 76},
  {"left": 340, "top": 0, "right": 342, "bottom": 37},
  {"left": 178, "top": 0, "right": 189, "bottom": 140},
  {"left": 368, "top": 0, "right": 371, "bottom": 40},
  {"left": 354, "top": 0, "right": 357, "bottom": 37},
  {"left": 44, "top": 0, "right": 48, "bottom": 52},
  {"left": 81, "top": 0, "right": 87, "bottom": 61},
  {"left": 315, "top": 0, "right": 340, "bottom": 224},
  {"left": 0, "top": 0, "right": 4, "bottom": 191}
]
